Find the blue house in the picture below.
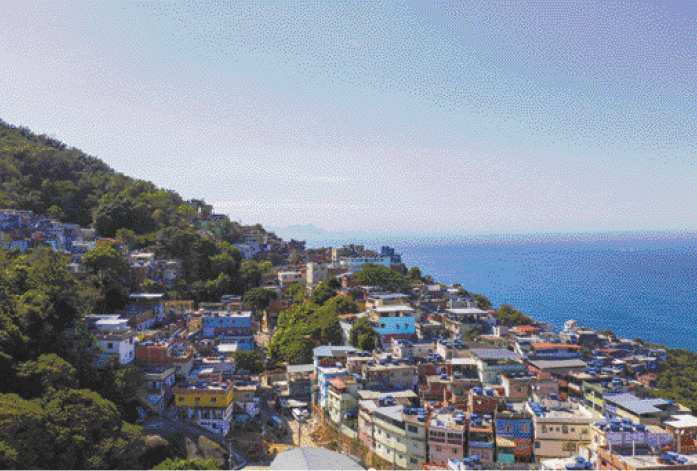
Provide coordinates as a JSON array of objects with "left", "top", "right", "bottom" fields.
[
  {"left": 201, "top": 311, "right": 253, "bottom": 350},
  {"left": 495, "top": 410, "right": 534, "bottom": 462}
]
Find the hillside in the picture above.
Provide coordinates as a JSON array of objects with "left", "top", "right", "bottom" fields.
[{"left": 0, "top": 119, "right": 218, "bottom": 236}]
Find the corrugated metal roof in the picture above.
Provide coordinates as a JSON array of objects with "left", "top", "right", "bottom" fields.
[{"left": 469, "top": 349, "right": 524, "bottom": 360}]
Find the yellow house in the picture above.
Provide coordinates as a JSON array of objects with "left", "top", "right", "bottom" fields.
[{"left": 174, "top": 380, "right": 234, "bottom": 435}]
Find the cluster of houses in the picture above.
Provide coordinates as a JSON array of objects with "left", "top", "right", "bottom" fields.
[
  {"left": 0, "top": 209, "right": 96, "bottom": 253},
  {"left": 82, "top": 272, "right": 697, "bottom": 470},
  {"left": 6, "top": 213, "right": 696, "bottom": 470},
  {"left": 297, "top": 282, "right": 696, "bottom": 470}
]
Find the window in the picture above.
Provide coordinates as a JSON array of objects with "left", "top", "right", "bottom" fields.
[
  {"left": 563, "top": 442, "right": 576, "bottom": 452},
  {"left": 562, "top": 425, "right": 569, "bottom": 434},
  {"left": 107, "top": 343, "right": 114, "bottom": 349},
  {"left": 195, "top": 397, "right": 200, "bottom": 402},
  {"left": 178, "top": 397, "right": 184, "bottom": 402},
  {"left": 408, "top": 425, "right": 418, "bottom": 433},
  {"left": 535, "top": 442, "right": 541, "bottom": 449},
  {"left": 211, "top": 397, "right": 216, "bottom": 403},
  {"left": 541, "top": 425, "right": 547, "bottom": 433},
  {"left": 436, "top": 446, "right": 441, "bottom": 452}
]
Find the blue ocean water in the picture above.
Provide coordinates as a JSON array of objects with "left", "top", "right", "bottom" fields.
[{"left": 391, "top": 233, "right": 697, "bottom": 352}]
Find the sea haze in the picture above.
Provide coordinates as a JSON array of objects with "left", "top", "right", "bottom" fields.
[{"left": 302, "top": 230, "right": 697, "bottom": 352}]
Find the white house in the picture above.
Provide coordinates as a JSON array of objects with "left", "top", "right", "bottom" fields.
[{"left": 96, "top": 330, "right": 137, "bottom": 365}]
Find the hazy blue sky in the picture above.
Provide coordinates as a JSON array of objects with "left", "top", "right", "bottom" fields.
[{"left": 1, "top": 1, "right": 695, "bottom": 237}]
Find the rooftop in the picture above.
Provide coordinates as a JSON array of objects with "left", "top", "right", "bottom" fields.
[
  {"left": 313, "top": 346, "right": 359, "bottom": 357},
  {"left": 469, "top": 349, "right": 525, "bottom": 360},
  {"left": 270, "top": 447, "right": 364, "bottom": 470},
  {"left": 605, "top": 393, "right": 672, "bottom": 416}
]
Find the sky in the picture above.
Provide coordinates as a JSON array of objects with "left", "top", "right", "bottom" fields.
[{"left": 1, "top": 1, "right": 696, "bottom": 239}]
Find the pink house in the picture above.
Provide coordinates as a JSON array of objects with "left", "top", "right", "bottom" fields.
[{"left": 427, "top": 410, "right": 466, "bottom": 466}]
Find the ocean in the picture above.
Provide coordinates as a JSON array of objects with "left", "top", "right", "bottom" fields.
[{"left": 303, "top": 231, "right": 697, "bottom": 352}]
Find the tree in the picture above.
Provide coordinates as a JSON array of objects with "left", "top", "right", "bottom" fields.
[
  {"left": 471, "top": 293, "right": 493, "bottom": 311},
  {"left": 493, "top": 303, "right": 533, "bottom": 326},
  {"left": 16, "top": 354, "right": 78, "bottom": 398},
  {"left": 39, "top": 388, "right": 147, "bottom": 469},
  {"left": 232, "top": 350, "right": 264, "bottom": 374},
  {"left": 286, "top": 284, "right": 306, "bottom": 304},
  {"left": 240, "top": 260, "right": 262, "bottom": 290},
  {"left": 83, "top": 245, "right": 130, "bottom": 312},
  {"left": 407, "top": 266, "right": 422, "bottom": 282},
  {"left": 352, "top": 263, "right": 410, "bottom": 293},
  {"left": 153, "top": 458, "right": 219, "bottom": 470},
  {"left": 309, "top": 283, "right": 337, "bottom": 306},
  {"left": 289, "top": 252, "right": 304, "bottom": 265},
  {"left": 94, "top": 198, "right": 155, "bottom": 237},
  {"left": 205, "top": 273, "right": 232, "bottom": 301},
  {"left": 46, "top": 205, "right": 66, "bottom": 221},
  {"left": 267, "top": 302, "right": 344, "bottom": 364},
  {"left": 0, "top": 393, "right": 55, "bottom": 469},
  {"left": 113, "top": 365, "right": 145, "bottom": 404},
  {"left": 243, "top": 287, "right": 278, "bottom": 312},
  {"left": 83, "top": 245, "right": 129, "bottom": 281},
  {"left": 115, "top": 228, "right": 138, "bottom": 250},
  {"left": 325, "top": 277, "right": 341, "bottom": 290},
  {"left": 323, "top": 295, "right": 359, "bottom": 315},
  {"left": 349, "top": 317, "right": 376, "bottom": 352}
]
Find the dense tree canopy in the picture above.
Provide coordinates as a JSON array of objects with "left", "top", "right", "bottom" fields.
[
  {"left": 16, "top": 353, "right": 78, "bottom": 398},
  {"left": 232, "top": 350, "right": 264, "bottom": 374},
  {"left": 493, "top": 303, "right": 533, "bottom": 326},
  {"left": 243, "top": 287, "right": 278, "bottom": 312},
  {"left": 471, "top": 293, "right": 493, "bottom": 311},
  {"left": 0, "top": 389, "right": 147, "bottom": 470},
  {"left": 267, "top": 298, "right": 346, "bottom": 364},
  {"left": 82, "top": 244, "right": 130, "bottom": 313},
  {"left": 349, "top": 317, "right": 376, "bottom": 352},
  {"left": 407, "top": 266, "right": 422, "bottom": 282},
  {"left": 152, "top": 458, "right": 219, "bottom": 470},
  {"left": 351, "top": 263, "right": 410, "bottom": 293},
  {"left": 309, "top": 282, "right": 337, "bottom": 306}
]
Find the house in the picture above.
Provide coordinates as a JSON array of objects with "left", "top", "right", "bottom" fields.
[
  {"left": 595, "top": 447, "right": 697, "bottom": 470},
  {"left": 315, "top": 364, "right": 348, "bottom": 409},
  {"left": 278, "top": 271, "right": 305, "bottom": 286},
  {"left": 361, "top": 358, "right": 417, "bottom": 391},
  {"left": 327, "top": 375, "right": 361, "bottom": 425},
  {"left": 371, "top": 402, "right": 427, "bottom": 469},
  {"left": 527, "top": 398, "right": 595, "bottom": 460},
  {"left": 95, "top": 329, "right": 136, "bottom": 365},
  {"left": 174, "top": 380, "right": 235, "bottom": 435},
  {"left": 603, "top": 392, "right": 687, "bottom": 426},
  {"left": 201, "top": 310, "right": 253, "bottom": 351},
  {"left": 120, "top": 305, "right": 156, "bottom": 331},
  {"left": 467, "top": 412, "right": 496, "bottom": 463},
  {"left": 428, "top": 410, "right": 467, "bottom": 466},
  {"left": 495, "top": 410, "right": 534, "bottom": 463},
  {"left": 138, "top": 365, "right": 176, "bottom": 413},
  {"left": 128, "top": 293, "right": 166, "bottom": 323},
  {"left": 135, "top": 338, "right": 195, "bottom": 376},
  {"left": 528, "top": 342, "right": 583, "bottom": 360},
  {"left": 468, "top": 349, "right": 526, "bottom": 384},
  {"left": 589, "top": 419, "right": 673, "bottom": 459}
]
